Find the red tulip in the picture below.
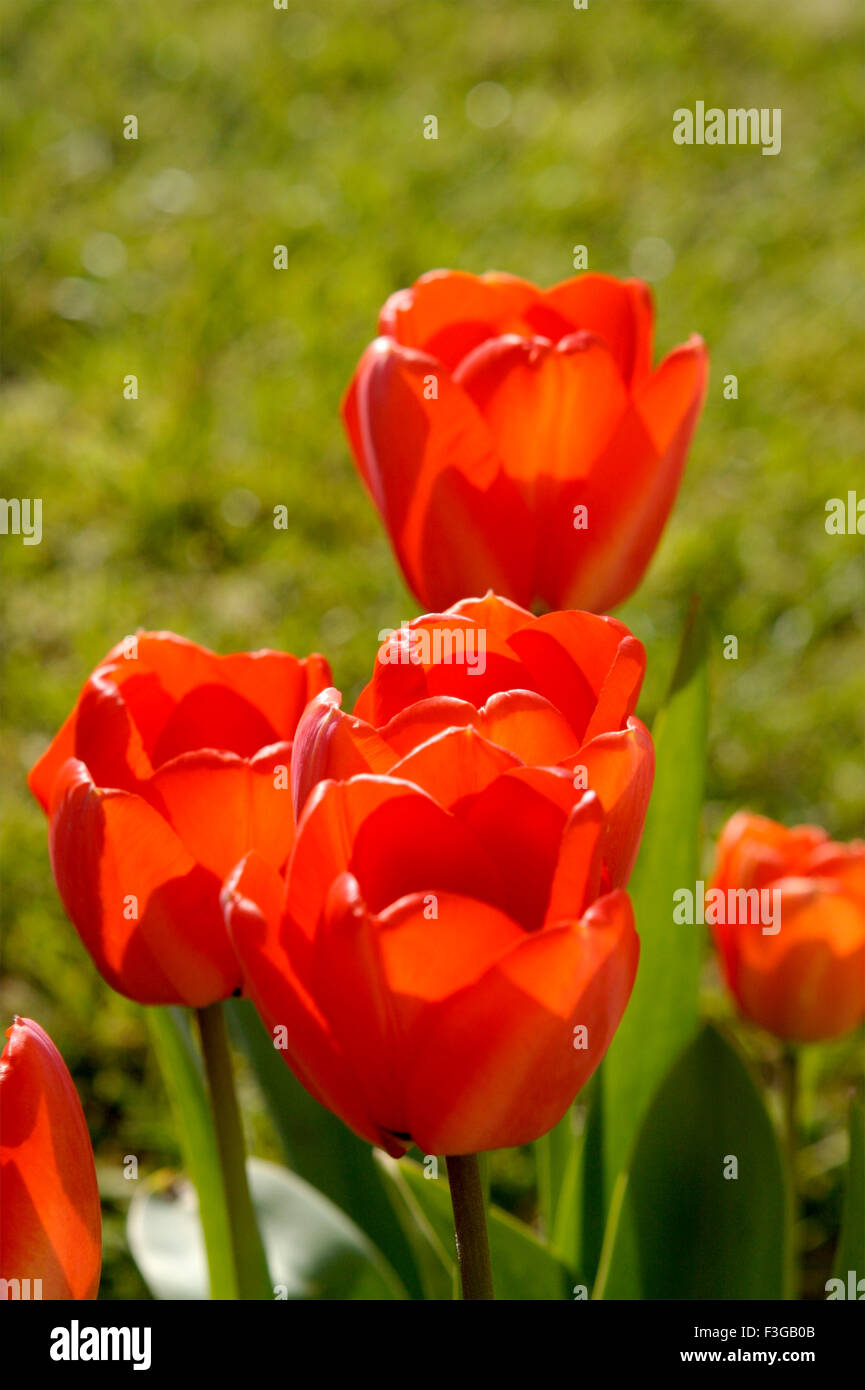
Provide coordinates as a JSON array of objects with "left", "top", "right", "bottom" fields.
[
  {"left": 28, "top": 632, "right": 331, "bottom": 1006},
  {"left": 343, "top": 269, "right": 708, "bottom": 613},
  {"left": 1, "top": 1017, "right": 101, "bottom": 1300},
  {"left": 293, "top": 593, "right": 654, "bottom": 889},
  {"left": 709, "top": 813, "right": 865, "bottom": 1042},
  {"left": 223, "top": 765, "right": 639, "bottom": 1156}
]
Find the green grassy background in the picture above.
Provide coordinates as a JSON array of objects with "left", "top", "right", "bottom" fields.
[{"left": 2, "top": 0, "right": 862, "bottom": 1297}]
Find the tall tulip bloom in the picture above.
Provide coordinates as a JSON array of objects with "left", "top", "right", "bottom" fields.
[
  {"left": 343, "top": 269, "right": 708, "bottom": 613},
  {"left": 28, "top": 632, "right": 331, "bottom": 1006},
  {"left": 293, "top": 593, "right": 654, "bottom": 890},
  {"left": 1, "top": 1017, "right": 101, "bottom": 1300},
  {"left": 223, "top": 765, "right": 639, "bottom": 1157},
  {"left": 709, "top": 813, "right": 865, "bottom": 1042}
]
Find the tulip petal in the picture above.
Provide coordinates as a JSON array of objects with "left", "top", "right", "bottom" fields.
[
  {"left": 404, "top": 890, "right": 638, "bottom": 1153},
  {"left": 0, "top": 1017, "right": 101, "bottom": 1300},
  {"left": 461, "top": 767, "right": 580, "bottom": 930},
  {"left": 577, "top": 717, "right": 655, "bottom": 886},
  {"left": 356, "top": 612, "right": 536, "bottom": 724},
  {"left": 454, "top": 332, "right": 629, "bottom": 503},
  {"left": 28, "top": 668, "right": 154, "bottom": 812},
  {"left": 528, "top": 274, "right": 654, "bottom": 388},
  {"left": 478, "top": 689, "right": 581, "bottom": 764},
  {"left": 146, "top": 744, "right": 296, "bottom": 878},
  {"left": 581, "top": 635, "right": 647, "bottom": 744},
  {"left": 49, "top": 760, "right": 238, "bottom": 1005},
  {"left": 447, "top": 591, "right": 534, "bottom": 641},
  {"left": 389, "top": 725, "right": 523, "bottom": 810},
  {"left": 224, "top": 857, "right": 399, "bottom": 1153},
  {"left": 545, "top": 792, "right": 605, "bottom": 922},
  {"left": 343, "top": 339, "right": 534, "bottom": 610},
  {"left": 724, "top": 881, "right": 865, "bottom": 1043},
  {"left": 506, "top": 612, "right": 631, "bottom": 741},
  {"left": 538, "top": 336, "right": 707, "bottom": 613},
  {"left": 291, "top": 688, "right": 394, "bottom": 816},
  {"left": 288, "top": 775, "right": 507, "bottom": 934},
  {"left": 378, "top": 269, "right": 540, "bottom": 373},
  {"left": 377, "top": 696, "right": 478, "bottom": 757},
  {"left": 107, "top": 634, "right": 330, "bottom": 763}
]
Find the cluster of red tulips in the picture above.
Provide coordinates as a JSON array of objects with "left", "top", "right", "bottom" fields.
[{"left": 3, "top": 271, "right": 862, "bottom": 1301}]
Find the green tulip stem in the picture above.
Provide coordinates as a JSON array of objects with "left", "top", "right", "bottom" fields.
[
  {"left": 196, "top": 1002, "right": 271, "bottom": 1300},
  {"left": 446, "top": 1154, "right": 495, "bottom": 1300}
]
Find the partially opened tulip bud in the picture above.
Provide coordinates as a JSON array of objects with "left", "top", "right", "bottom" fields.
[
  {"left": 0, "top": 1017, "right": 101, "bottom": 1300},
  {"left": 343, "top": 269, "right": 708, "bottom": 614},
  {"left": 28, "top": 632, "right": 331, "bottom": 1006},
  {"left": 708, "top": 812, "right": 865, "bottom": 1042}
]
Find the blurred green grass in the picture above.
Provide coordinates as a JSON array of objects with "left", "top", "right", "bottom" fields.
[{"left": 2, "top": 0, "right": 862, "bottom": 1296}]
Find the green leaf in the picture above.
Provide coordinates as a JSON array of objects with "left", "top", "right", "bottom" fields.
[
  {"left": 534, "top": 1106, "right": 575, "bottom": 1247},
  {"left": 128, "top": 1158, "right": 407, "bottom": 1301},
  {"left": 393, "top": 1157, "right": 573, "bottom": 1300},
  {"left": 374, "top": 1154, "right": 457, "bottom": 1301},
  {"left": 834, "top": 1097, "right": 864, "bottom": 1281},
  {"left": 595, "top": 599, "right": 708, "bottom": 1260},
  {"left": 533, "top": 1088, "right": 598, "bottom": 1276},
  {"left": 597, "top": 1024, "right": 789, "bottom": 1299},
  {"left": 146, "top": 1006, "right": 236, "bottom": 1299},
  {"left": 226, "top": 998, "right": 422, "bottom": 1298}
]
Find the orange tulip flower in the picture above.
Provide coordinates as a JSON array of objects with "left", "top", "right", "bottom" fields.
[
  {"left": 1, "top": 1017, "right": 101, "bottom": 1300},
  {"left": 343, "top": 269, "right": 708, "bottom": 614},
  {"left": 28, "top": 632, "right": 331, "bottom": 1006},
  {"left": 709, "top": 813, "right": 865, "bottom": 1042},
  {"left": 223, "top": 763, "right": 639, "bottom": 1157},
  {"left": 293, "top": 593, "right": 654, "bottom": 890}
]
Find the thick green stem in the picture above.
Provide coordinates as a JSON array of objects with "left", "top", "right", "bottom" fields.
[
  {"left": 196, "top": 1003, "right": 271, "bottom": 1300},
  {"left": 446, "top": 1154, "right": 495, "bottom": 1300}
]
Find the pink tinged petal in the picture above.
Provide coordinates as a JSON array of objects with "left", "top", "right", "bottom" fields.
[{"left": 291, "top": 688, "right": 393, "bottom": 817}]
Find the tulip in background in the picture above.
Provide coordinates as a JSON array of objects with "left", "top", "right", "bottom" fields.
[
  {"left": 709, "top": 812, "right": 865, "bottom": 1043},
  {"left": 28, "top": 631, "right": 330, "bottom": 1007},
  {"left": 0, "top": 1017, "right": 101, "bottom": 1300},
  {"left": 293, "top": 592, "right": 654, "bottom": 888},
  {"left": 343, "top": 269, "right": 708, "bottom": 614}
]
